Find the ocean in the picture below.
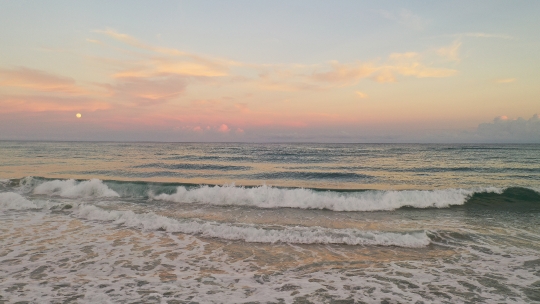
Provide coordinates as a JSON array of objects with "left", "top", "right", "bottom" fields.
[{"left": 0, "top": 141, "right": 539, "bottom": 303}]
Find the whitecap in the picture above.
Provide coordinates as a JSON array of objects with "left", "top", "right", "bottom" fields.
[
  {"left": 153, "top": 184, "right": 503, "bottom": 211},
  {"left": 33, "top": 179, "right": 119, "bottom": 198},
  {"left": 0, "top": 192, "right": 40, "bottom": 210}
]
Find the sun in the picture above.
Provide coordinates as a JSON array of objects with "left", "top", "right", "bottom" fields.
[{"left": 76, "top": 113, "right": 82, "bottom": 118}]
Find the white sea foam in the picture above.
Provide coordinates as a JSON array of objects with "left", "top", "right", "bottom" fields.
[
  {"left": 153, "top": 185, "right": 504, "bottom": 211},
  {"left": 0, "top": 192, "right": 40, "bottom": 210},
  {"left": 2, "top": 206, "right": 536, "bottom": 303},
  {"left": 33, "top": 179, "right": 119, "bottom": 198},
  {"left": 76, "top": 205, "right": 430, "bottom": 247},
  {"left": 0, "top": 192, "right": 66, "bottom": 210},
  {"left": 10, "top": 177, "right": 524, "bottom": 211}
]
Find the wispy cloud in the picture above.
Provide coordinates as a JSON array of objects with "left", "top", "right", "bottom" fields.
[
  {"left": 0, "top": 67, "right": 89, "bottom": 95},
  {"left": 495, "top": 78, "right": 516, "bottom": 83},
  {"left": 99, "top": 75, "right": 188, "bottom": 106},
  {"left": 378, "top": 9, "right": 428, "bottom": 30},
  {"left": 0, "top": 95, "right": 110, "bottom": 113},
  {"left": 437, "top": 40, "right": 462, "bottom": 62},
  {"left": 355, "top": 91, "right": 368, "bottom": 99},
  {"left": 385, "top": 52, "right": 457, "bottom": 78},
  {"left": 456, "top": 32, "right": 513, "bottom": 40},
  {"left": 310, "top": 61, "right": 377, "bottom": 85},
  {"left": 96, "top": 29, "right": 236, "bottom": 78},
  {"left": 260, "top": 51, "right": 457, "bottom": 89},
  {"left": 91, "top": 29, "right": 457, "bottom": 95},
  {"left": 0, "top": 30, "right": 461, "bottom": 128}
]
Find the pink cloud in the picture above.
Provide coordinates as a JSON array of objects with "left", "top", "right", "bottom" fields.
[
  {"left": 218, "top": 124, "right": 230, "bottom": 133},
  {"left": 0, "top": 95, "right": 110, "bottom": 113},
  {"left": 103, "top": 75, "right": 187, "bottom": 105},
  {"left": 0, "top": 67, "right": 89, "bottom": 95}
]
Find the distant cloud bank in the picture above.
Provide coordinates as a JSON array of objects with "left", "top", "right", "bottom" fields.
[{"left": 476, "top": 114, "right": 540, "bottom": 143}]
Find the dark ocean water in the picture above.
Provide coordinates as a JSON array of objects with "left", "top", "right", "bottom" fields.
[{"left": 0, "top": 141, "right": 539, "bottom": 303}]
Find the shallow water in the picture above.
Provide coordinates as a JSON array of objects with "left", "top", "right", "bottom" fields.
[{"left": 1, "top": 142, "right": 539, "bottom": 303}]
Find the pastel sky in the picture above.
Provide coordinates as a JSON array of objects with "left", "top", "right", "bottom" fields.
[{"left": 1, "top": 1, "right": 539, "bottom": 142}]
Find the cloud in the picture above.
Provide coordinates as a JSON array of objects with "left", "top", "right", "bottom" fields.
[
  {"left": 191, "top": 99, "right": 222, "bottom": 107},
  {"left": 382, "top": 52, "right": 457, "bottom": 79},
  {"left": 0, "top": 94, "right": 110, "bottom": 113},
  {"left": 236, "top": 128, "right": 245, "bottom": 134},
  {"left": 370, "top": 69, "right": 396, "bottom": 83},
  {"left": 476, "top": 114, "right": 540, "bottom": 142},
  {"left": 495, "top": 78, "right": 516, "bottom": 84},
  {"left": 86, "top": 39, "right": 104, "bottom": 45},
  {"left": 0, "top": 29, "right": 465, "bottom": 135},
  {"left": 0, "top": 67, "right": 88, "bottom": 95},
  {"left": 379, "top": 9, "right": 428, "bottom": 30},
  {"left": 111, "top": 57, "right": 229, "bottom": 79},
  {"left": 456, "top": 32, "right": 513, "bottom": 40},
  {"left": 437, "top": 40, "right": 462, "bottom": 62},
  {"left": 303, "top": 52, "right": 456, "bottom": 87},
  {"left": 311, "top": 61, "right": 377, "bottom": 85},
  {"left": 234, "top": 103, "right": 250, "bottom": 113},
  {"left": 101, "top": 75, "right": 188, "bottom": 105},
  {"left": 218, "top": 124, "right": 230, "bottom": 133},
  {"left": 89, "top": 29, "right": 458, "bottom": 95},
  {"left": 96, "top": 29, "right": 233, "bottom": 78},
  {"left": 355, "top": 91, "right": 368, "bottom": 99}
]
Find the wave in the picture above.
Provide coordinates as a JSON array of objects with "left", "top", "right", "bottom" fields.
[
  {"left": 32, "top": 178, "right": 120, "bottom": 198},
  {"left": 153, "top": 185, "right": 502, "bottom": 211},
  {"left": 5, "top": 177, "right": 540, "bottom": 212},
  {"left": 0, "top": 192, "right": 63, "bottom": 210},
  {"left": 0, "top": 192, "right": 40, "bottom": 210},
  {"left": 0, "top": 189, "right": 429, "bottom": 247},
  {"left": 75, "top": 205, "right": 430, "bottom": 247},
  {"left": 464, "top": 187, "right": 540, "bottom": 211}
]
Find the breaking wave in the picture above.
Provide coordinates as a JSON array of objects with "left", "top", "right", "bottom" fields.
[
  {"left": 153, "top": 185, "right": 503, "bottom": 211},
  {"left": 4, "top": 177, "right": 539, "bottom": 212},
  {"left": 33, "top": 178, "right": 119, "bottom": 198},
  {"left": 76, "top": 205, "right": 430, "bottom": 247},
  {"left": 0, "top": 192, "right": 39, "bottom": 210},
  {"left": 0, "top": 192, "right": 63, "bottom": 210},
  {"left": 0, "top": 190, "right": 430, "bottom": 247}
]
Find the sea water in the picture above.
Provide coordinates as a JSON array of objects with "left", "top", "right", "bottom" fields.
[{"left": 0, "top": 142, "right": 539, "bottom": 303}]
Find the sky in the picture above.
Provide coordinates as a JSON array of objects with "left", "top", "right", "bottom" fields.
[{"left": 1, "top": 1, "right": 539, "bottom": 143}]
